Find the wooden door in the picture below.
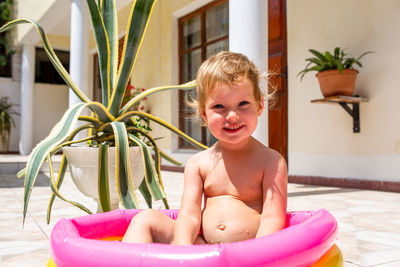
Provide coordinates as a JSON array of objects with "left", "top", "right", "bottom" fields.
[{"left": 268, "top": 0, "right": 288, "bottom": 162}]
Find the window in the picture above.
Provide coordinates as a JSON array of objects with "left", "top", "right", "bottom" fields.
[
  {"left": 35, "top": 48, "right": 69, "bottom": 84},
  {"left": 178, "top": 0, "right": 228, "bottom": 148}
]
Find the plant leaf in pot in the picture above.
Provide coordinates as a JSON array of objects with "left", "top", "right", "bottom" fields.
[
  {"left": 1, "top": 0, "right": 208, "bottom": 225},
  {"left": 298, "top": 47, "right": 373, "bottom": 97}
]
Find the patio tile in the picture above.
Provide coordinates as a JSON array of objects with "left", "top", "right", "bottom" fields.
[
  {"left": 344, "top": 262, "right": 364, "bottom": 267},
  {"left": 360, "top": 248, "right": 400, "bottom": 266},
  {"left": 372, "top": 260, "right": 400, "bottom": 267}
]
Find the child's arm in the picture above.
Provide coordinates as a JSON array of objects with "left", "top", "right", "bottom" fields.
[
  {"left": 256, "top": 153, "right": 288, "bottom": 238},
  {"left": 172, "top": 154, "right": 204, "bottom": 245}
]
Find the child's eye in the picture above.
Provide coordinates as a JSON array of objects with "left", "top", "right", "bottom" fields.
[
  {"left": 238, "top": 101, "right": 249, "bottom": 107},
  {"left": 213, "top": 104, "right": 224, "bottom": 109}
]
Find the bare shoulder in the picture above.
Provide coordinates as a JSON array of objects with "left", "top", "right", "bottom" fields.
[
  {"left": 252, "top": 141, "right": 287, "bottom": 180},
  {"left": 262, "top": 147, "right": 285, "bottom": 166},
  {"left": 184, "top": 148, "right": 214, "bottom": 177},
  {"left": 186, "top": 149, "right": 209, "bottom": 168},
  {"left": 251, "top": 139, "right": 284, "bottom": 164}
]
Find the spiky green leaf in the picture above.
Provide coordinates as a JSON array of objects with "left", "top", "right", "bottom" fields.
[
  {"left": 110, "top": 121, "right": 139, "bottom": 208},
  {"left": 87, "top": 0, "right": 111, "bottom": 106},
  {"left": 102, "top": 0, "right": 118, "bottom": 90},
  {"left": 47, "top": 155, "right": 92, "bottom": 220},
  {"left": 128, "top": 133, "right": 165, "bottom": 200},
  {"left": 108, "top": 0, "right": 157, "bottom": 116},
  {"left": 117, "top": 111, "right": 208, "bottom": 150},
  {"left": 98, "top": 142, "right": 111, "bottom": 212},
  {"left": 138, "top": 178, "right": 152, "bottom": 208},
  {"left": 119, "top": 80, "right": 196, "bottom": 115}
]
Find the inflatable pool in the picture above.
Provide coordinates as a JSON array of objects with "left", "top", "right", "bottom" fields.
[{"left": 49, "top": 209, "right": 342, "bottom": 267}]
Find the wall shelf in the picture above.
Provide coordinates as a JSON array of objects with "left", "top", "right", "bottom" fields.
[{"left": 311, "top": 95, "right": 369, "bottom": 133}]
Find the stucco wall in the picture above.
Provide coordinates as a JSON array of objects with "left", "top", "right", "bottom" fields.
[
  {"left": 32, "top": 83, "right": 69, "bottom": 147},
  {"left": 287, "top": 0, "right": 400, "bottom": 181}
]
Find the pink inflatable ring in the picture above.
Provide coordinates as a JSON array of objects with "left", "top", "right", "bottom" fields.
[{"left": 49, "top": 209, "right": 340, "bottom": 267}]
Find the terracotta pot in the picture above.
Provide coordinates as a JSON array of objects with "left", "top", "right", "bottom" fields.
[{"left": 316, "top": 69, "right": 358, "bottom": 97}]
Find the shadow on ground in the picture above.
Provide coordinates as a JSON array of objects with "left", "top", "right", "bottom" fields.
[{"left": 0, "top": 173, "right": 50, "bottom": 188}]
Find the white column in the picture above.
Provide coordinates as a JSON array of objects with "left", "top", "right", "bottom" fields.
[
  {"left": 229, "top": 0, "right": 269, "bottom": 146},
  {"left": 69, "top": 0, "right": 90, "bottom": 142},
  {"left": 69, "top": 0, "right": 90, "bottom": 107},
  {"left": 19, "top": 44, "right": 35, "bottom": 155}
]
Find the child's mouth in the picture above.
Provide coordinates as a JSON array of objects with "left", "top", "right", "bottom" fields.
[{"left": 223, "top": 124, "right": 244, "bottom": 133}]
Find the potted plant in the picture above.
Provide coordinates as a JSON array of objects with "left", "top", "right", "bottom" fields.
[
  {"left": 298, "top": 47, "right": 373, "bottom": 97},
  {"left": 0, "top": 97, "right": 18, "bottom": 152},
  {"left": 0, "top": 0, "right": 207, "bottom": 224}
]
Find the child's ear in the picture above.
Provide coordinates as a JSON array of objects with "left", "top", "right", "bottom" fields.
[
  {"left": 257, "top": 96, "right": 264, "bottom": 116},
  {"left": 201, "top": 109, "right": 208, "bottom": 125}
]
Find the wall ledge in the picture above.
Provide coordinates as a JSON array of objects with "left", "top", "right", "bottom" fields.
[{"left": 289, "top": 175, "right": 400, "bottom": 193}]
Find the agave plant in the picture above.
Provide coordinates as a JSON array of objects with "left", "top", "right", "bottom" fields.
[
  {"left": 0, "top": 0, "right": 207, "bottom": 225},
  {"left": 0, "top": 97, "right": 18, "bottom": 152},
  {"left": 298, "top": 47, "right": 373, "bottom": 80}
]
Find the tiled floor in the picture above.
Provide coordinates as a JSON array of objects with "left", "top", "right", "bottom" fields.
[{"left": 0, "top": 167, "right": 400, "bottom": 266}]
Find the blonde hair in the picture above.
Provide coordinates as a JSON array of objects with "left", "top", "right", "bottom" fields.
[{"left": 188, "top": 51, "right": 273, "bottom": 123}]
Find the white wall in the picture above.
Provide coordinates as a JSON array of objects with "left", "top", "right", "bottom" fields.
[
  {"left": 287, "top": 0, "right": 400, "bottom": 181},
  {"left": 33, "top": 83, "right": 69, "bottom": 146}
]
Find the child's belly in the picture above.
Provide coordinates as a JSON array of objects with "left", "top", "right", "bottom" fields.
[{"left": 201, "top": 195, "right": 261, "bottom": 244}]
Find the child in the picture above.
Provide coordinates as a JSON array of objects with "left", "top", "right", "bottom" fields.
[{"left": 122, "top": 51, "right": 287, "bottom": 245}]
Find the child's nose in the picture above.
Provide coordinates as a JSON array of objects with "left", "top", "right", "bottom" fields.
[{"left": 226, "top": 110, "right": 239, "bottom": 122}]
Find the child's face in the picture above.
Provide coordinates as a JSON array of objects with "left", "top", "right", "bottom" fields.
[{"left": 201, "top": 77, "right": 264, "bottom": 146}]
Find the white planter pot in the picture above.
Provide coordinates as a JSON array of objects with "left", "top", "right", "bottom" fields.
[{"left": 63, "top": 146, "right": 145, "bottom": 212}]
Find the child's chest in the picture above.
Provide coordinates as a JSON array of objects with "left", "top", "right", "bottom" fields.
[{"left": 202, "top": 157, "right": 264, "bottom": 203}]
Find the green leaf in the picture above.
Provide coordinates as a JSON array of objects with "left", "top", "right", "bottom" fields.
[
  {"left": 127, "top": 127, "right": 169, "bottom": 208},
  {"left": 98, "top": 142, "right": 111, "bottom": 212},
  {"left": 334, "top": 47, "right": 340, "bottom": 59},
  {"left": 87, "top": 0, "right": 111, "bottom": 106},
  {"left": 46, "top": 154, "right": 67, "bottom": 223},
  {"left": 138, "top": 178, "right": 152, "bottom": 208},
  {"left": 110, "top": 121, "right": 140, "bottom": 208},
  {"left": 46, "top": 125, "right": 94, "bottom": 223},
  {"left": 22, "top": 103, "right": 86, "bottom": 224},
  {"left": 47, "top": 155, "right": 92, "bottom": 221},
  {"left": 46, "top": 125, "right": 91, "bottom": 224},
  {"left": 128, "top": 133, "right": 165, "bottom": 200},
  {"left": 309, "top": 49, "right": 327, "bottom": 63},
  {"left": 119, "top": 80, "right": 196, "bottom": 115},
  {"left": 21, "top": 101, "right": 115, "bottom": 224},
  {"left": 117, "top": 111, "right": 208, "bottom": 151},
  {"left": 102, "top": 0, "right": 118, "bottom": 90},
  {"left": 108, "top": 0, "right": 157, "bottom": 116},
  {"left": 336, "top": 60, "right": 343, "bottom": 73},
  {"left": 86, "top": 102, "right": 115, "bottom": 123},
  {"left": 46, "top": 154, "right": 68, "bottom": 224},
  {"left": 160, "top": 150, "right": 182, "bottom": 166},
  {"left": 324, "top": 51, "right": 333, "bottom": 65},
  {"left": 78, "top": 115, "right": 103, "bottom": 129},
  {"left": 356, "top": 51, "right": 374, "bottom": 61}
]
